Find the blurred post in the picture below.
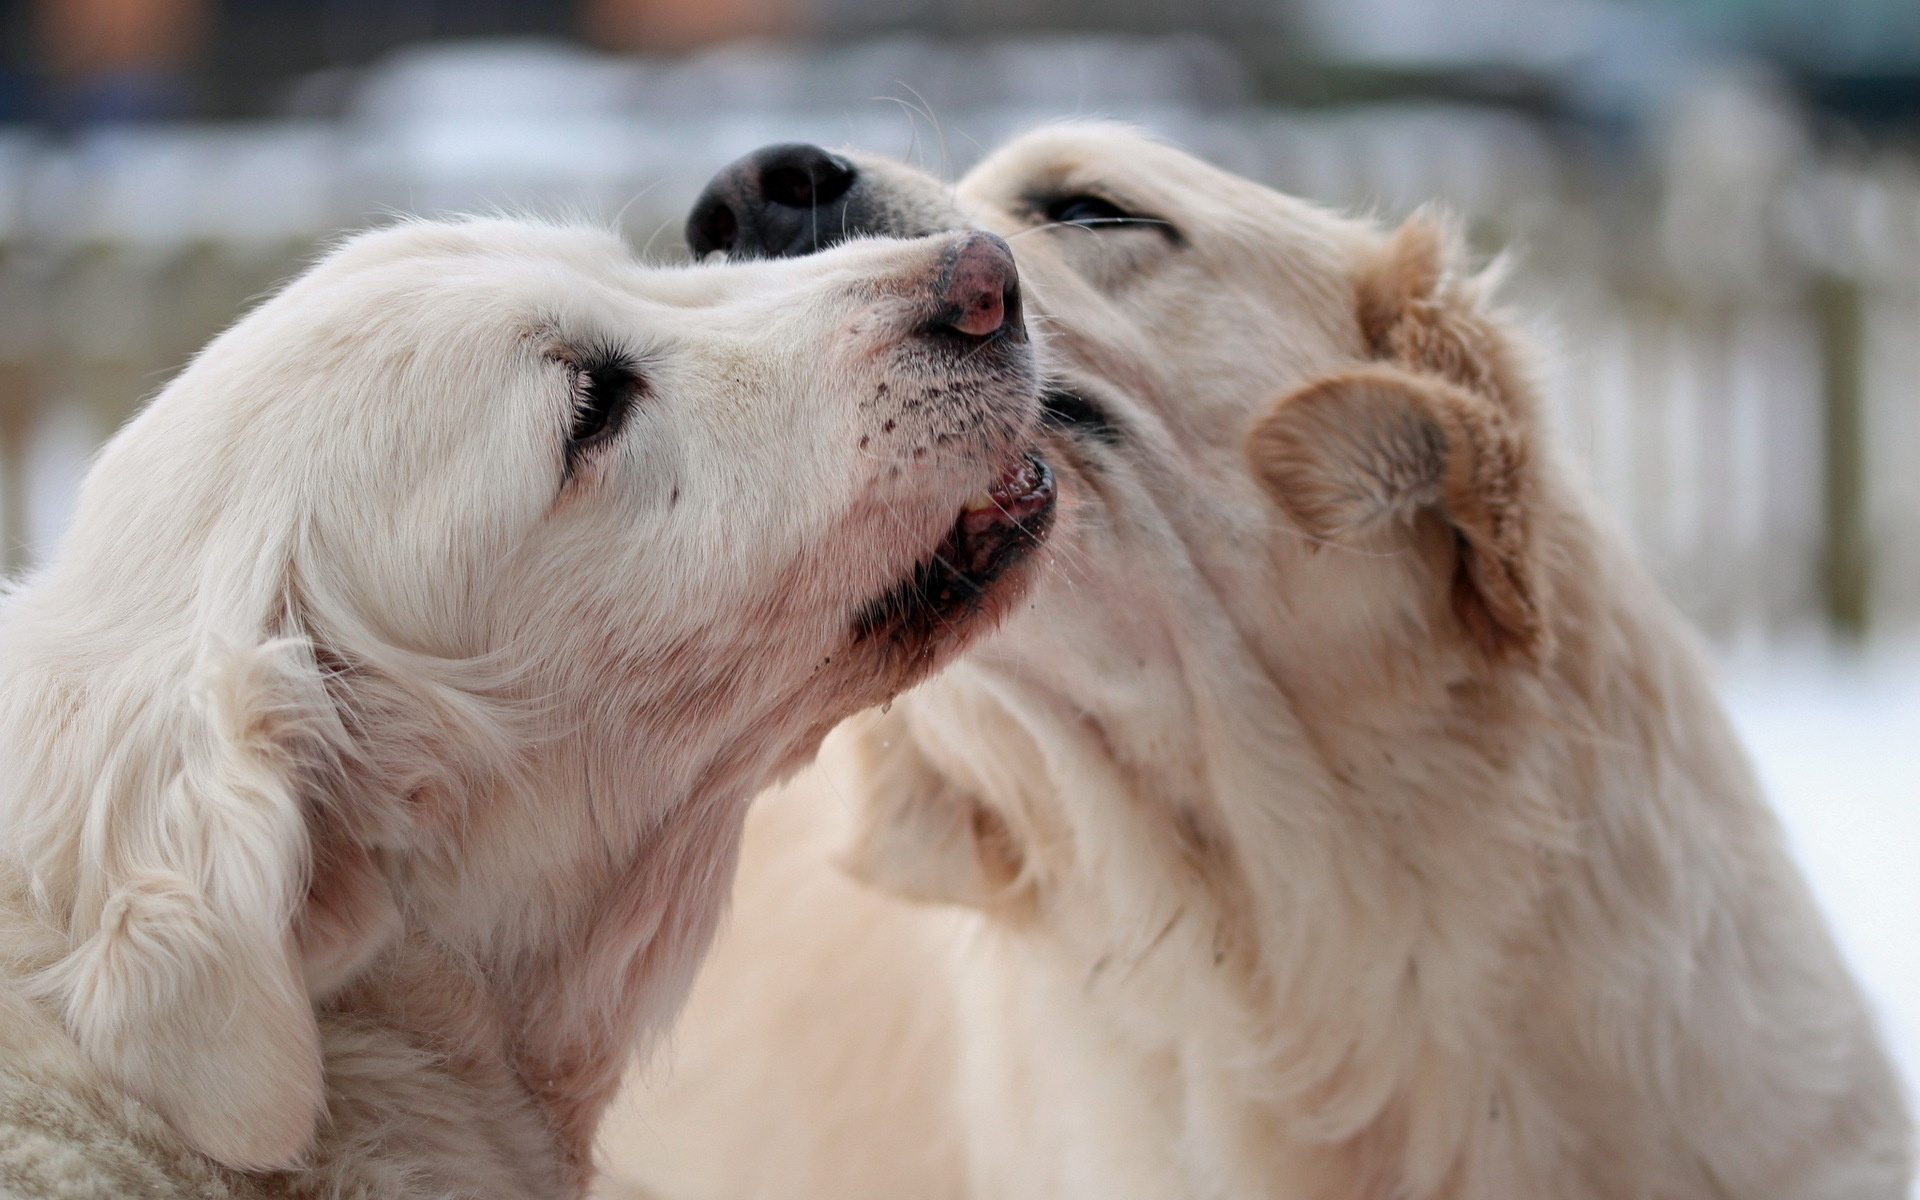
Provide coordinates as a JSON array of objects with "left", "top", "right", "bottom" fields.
[
  {"left": 0, "top": 240, "right": 46, "bottom": 573},
  {"left": 584, "top": 0, "right": 796, "bottom": 52},
  {"left": 1815, "top": 274, "right": 1870, "bottom": 640},
  {"left": 37, "top": 0, "right": 205, "bottom": 122},
  {"left": 0, "top": 367, "right": 30, "bottom": 572}
]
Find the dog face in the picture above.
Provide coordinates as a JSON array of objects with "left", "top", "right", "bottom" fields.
[
  {"left": 953, "top": 127, "right": 1547, "bottom": 679},
  {"left": 691, "top": 126, "right": 1550, "bottom": 908},
  {"left": 0, "top": 219, "right": 1050, "bottom": 1170},
  {"left": 109, "top": 219, "right": 1048, "bottom": 702}
]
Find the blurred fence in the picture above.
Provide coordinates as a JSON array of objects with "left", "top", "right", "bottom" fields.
[{"left": 0, "top": 36, "right": 1915, "bottom": 647}]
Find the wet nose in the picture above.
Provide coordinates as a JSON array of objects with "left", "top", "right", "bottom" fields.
[
  {"left": 932, "top": 232, "right": 1023, "bottom": 341},
  {"left": 686, "top": 143, "right": 860, "bottom": 260}
]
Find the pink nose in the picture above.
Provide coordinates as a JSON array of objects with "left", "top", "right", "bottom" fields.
[{"left": 935, "top": 232, "right": 1022, "bottom": 340}]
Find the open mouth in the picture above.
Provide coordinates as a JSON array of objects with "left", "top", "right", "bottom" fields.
[{"left": 855, "top": 452, "right": 1057, "bottom": 650}]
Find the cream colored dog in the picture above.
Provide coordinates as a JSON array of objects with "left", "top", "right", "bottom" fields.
[
  {"left": 0, "top": 218, "right": 1055, "bottom": 1198},
  {"left": 597, "top": 125, "right": 1911, "bottom": 1199}
]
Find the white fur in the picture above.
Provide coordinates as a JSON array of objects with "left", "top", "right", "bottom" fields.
[
  {"left": 0, "top": 217, "right": 1044, "bottom": 1198},
  {"left": 597, "top": 126, "right": 1912, "bottom": 1200}
]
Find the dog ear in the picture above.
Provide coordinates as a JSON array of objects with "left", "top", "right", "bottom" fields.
[
  {"left": 1248, "top": 215, "right": 1548, "bottom": 660},
  {"left": 1249, "top": 364, "right": 1542, "bottom": 658},
  {"left": 34, "top": 636, "right": 365, "bottom": 1171},
  {"left": 838, "top": 711, "right": 1028, "bottom": 911}
]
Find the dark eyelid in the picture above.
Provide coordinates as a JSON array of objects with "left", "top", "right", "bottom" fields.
[
  {"left": 1040, "top": 387, "right": 1121, "bottom": 444},
  {"left": 1030, "top": 191, "right": 1181, "bottom": 244},
  {"left": 559, "top": 344, "right": 646, "bottom": 478}
]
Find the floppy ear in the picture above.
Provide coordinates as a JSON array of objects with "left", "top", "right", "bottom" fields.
[
  {"left": 1248, "top": 214, "right": 1548, "bottom": 660},
  {"left": 35, "top": 636, "right": 369, "bottom": 1171},
  {"left": 838, "top": 711, "right": 1028, "bottom": 911},
  {"left": 1249, "top": 364, "right": 1542, "bottom": 658}
]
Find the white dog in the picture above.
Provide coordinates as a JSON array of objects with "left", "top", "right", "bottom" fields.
[
  {"left": 597, "top": 126, "right": 1911, "bottom": 1199},
  {"left": 0, "top": 217, "right": 1054, "bottom": 1198}
]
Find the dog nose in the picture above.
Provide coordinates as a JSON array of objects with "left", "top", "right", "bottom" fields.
[
  {"left": 932, "top": 233, "right": 1023, "bottom": 340},
  {"left": 687, "top": 143, "right": 860, "bottom": 260}
]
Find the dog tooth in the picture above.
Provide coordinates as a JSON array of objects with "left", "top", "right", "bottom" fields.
[{"left": 963, "top": 492, "right": 997, "bottom": 512}]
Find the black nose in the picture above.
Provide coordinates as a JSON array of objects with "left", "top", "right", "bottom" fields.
[{"left": 687, "top": 143, "right": 860, "bottom": 260}]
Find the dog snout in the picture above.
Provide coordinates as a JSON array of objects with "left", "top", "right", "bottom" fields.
[
  {"left": 687, "top": 143, "right": 860, "bottom": 260},
  {"left": 929, "top": 233, "right": 1024, "bottom": 342}
]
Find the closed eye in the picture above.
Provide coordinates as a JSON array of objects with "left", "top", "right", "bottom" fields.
[
  {"left": 564, "top": 351, "right": 645, "bottom": 476},
  {"left": 1041, "top": 194, "right": 1178, "bottom": 241},
  {"left": 1046, "top": 195, "right": 1129, "bottom": 226}
]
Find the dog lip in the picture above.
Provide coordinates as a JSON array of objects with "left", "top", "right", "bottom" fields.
[
  {"left": 960, "top": 454, "right": 1053, "bottom": 531},
  {"left": 853, "top": 452, "right": 1056, "bottom": 647}
]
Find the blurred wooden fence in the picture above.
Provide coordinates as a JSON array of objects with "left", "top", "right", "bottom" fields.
[{"left": 0, "top": 51, "right": 1914, "bottom": 645}]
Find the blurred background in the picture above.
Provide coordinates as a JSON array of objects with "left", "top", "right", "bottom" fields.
[{"left": 0, "top": 0, "right": 1914, "bottom": 1140}]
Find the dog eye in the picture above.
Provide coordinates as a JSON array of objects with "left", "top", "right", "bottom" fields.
[
  {"left": 567, "top": 358, "right": 643, "bottom": 463},
  {"left": 1045, "top": 195, "right": 1134, "bottom": 227}
]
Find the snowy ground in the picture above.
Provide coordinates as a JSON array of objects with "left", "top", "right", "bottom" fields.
[{"left": 1719, "top": 647, "right": 1920, "bottom": 1150}]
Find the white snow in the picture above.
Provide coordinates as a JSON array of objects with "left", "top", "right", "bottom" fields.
[{"left": 1719, "top": 647, "right": 1920, "bottom": 1153}]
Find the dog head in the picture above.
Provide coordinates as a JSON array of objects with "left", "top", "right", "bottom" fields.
[
  {"left": 0, "top": 219, "right": 1050, "bottom": 1169},
  {"left": 691, "top": 125, "right": 1557, "bottom": 912}
]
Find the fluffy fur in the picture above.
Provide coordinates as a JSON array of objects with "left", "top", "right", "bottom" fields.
[
  {"left": 0, "top": 218, "right": 1048, "bottom": 1198},
  {"left": 597, "top": 125, "right": 1912, "bottom": 1199}
]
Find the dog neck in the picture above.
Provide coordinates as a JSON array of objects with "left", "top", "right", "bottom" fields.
[
  {"left": 872, "top": 553, "right": 1573, "bottom": 1155},
  {"left": 314, "top": 772, "right": 752, "bottom": 1198},
  {"left": 878, "top": 518, "right": 1816, "bottom": 1192}
]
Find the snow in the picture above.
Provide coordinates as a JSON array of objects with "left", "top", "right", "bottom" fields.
[{"left": 1719, "top": 648, "right": 1920, "bottom": 1148}]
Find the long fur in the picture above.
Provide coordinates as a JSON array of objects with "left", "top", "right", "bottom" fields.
[
  {"left": 0, "top": 217, "right": 1046, "bottom": 1198},
  {"left": 597, "top": 125, "right": 1911, "bottom": 1200}
]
